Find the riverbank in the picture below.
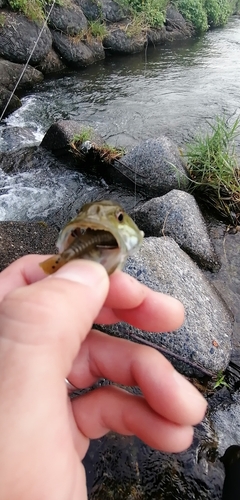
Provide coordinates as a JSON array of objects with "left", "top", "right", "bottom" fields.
[{"left": 0, "top": 2, "right": 192, "bottom": 119}]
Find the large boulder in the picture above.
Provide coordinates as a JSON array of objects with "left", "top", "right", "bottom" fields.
[
  {"left": 101, "top": 237, "right": 233, "bottom": 376},
  {"left": 52, "top": 30, "right": 104, "bottom": 67},
  {"left": 103, "top": 25, "right": 147, "bottom": 54},
  {"left": 74, "top": 0, "right": 102, "bottom": 21},
  {"left": 0, "top": 83, "right": 21, "bottom": 118},
  {"left": 47, "top": 1, "right": 88, "bottom": 35},
  {"left": 116, "top": 136, "right": 190, "bottom": 196},
  {"left": 37, "top": 47, "right": 66, "bottom": 74},
  {"left": 0, "top": 57, "right": 43, "bottom": 91},
  {"left": 0, "top": 221, "right": 58, "bottom": 272},
  {"left": 133, "top": 190, "right": 220, "bottom": 270},
  {"left": 0, "top": 11, "right": 52, "bottom": 64},
  {"left": 100, "top": 0, "right": 127, "bottom": 22}
]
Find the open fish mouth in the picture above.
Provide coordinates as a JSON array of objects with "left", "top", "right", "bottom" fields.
[{"left": 68, "top": 227, "right": 119, "bottom": 252}]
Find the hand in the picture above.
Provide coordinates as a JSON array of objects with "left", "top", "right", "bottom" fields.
[{"left": 0, "top": 255, "right": 207, "bottom": 500}]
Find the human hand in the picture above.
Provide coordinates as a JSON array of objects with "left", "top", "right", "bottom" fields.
[{"left": 0, "top": 255, "right": 207, "bottom": 500}]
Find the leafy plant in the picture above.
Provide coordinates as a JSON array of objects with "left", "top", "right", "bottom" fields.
[
  {"left": 120, "top": 0, "right": 167, "bottom": 28},
  {"left": 8, "top": 0, "right": 45, "bottom": 21},
  {"left": 204, "top": 0, "right": 231, "bottom": 27},
  {"left": 88, "top": 20, "right": 107, "bottom": 39},
  {"left": 175, "top": 0, "right": 208, "bottom": 32},
  {"left": 0, "top": 13, "right": 6, "bottom": 27},
  {"left": 186, "top": 115, "right": 240, "bottom": 221},
  {"left": 213, "top": 372, "right": 229, "bottom": 389},
  {"left": 72, "top": 127, "right": 94, "bottom": 144}
]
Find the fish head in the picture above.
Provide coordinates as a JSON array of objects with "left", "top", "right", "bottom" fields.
[{"left": 57, "top": 200, "right": 144, "bottom": 269}]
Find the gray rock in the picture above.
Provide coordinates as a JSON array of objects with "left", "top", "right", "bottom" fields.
[
  {"left": 52, "top": 30, "right": 99, "bottom": 67},
  {"left": 48, "top": 2, "right": 88, "bottom": 36},
  {"left": 74, "top": 0, "right": 102, "bottom": 21},
  {"left": 0, "top": 57, "right": 43, "bottom": 91},
  {"left": 37, "top": 47, "right": 66, "bottom": 74},
  {"left": 166, "top": 5, "right": 193, "bottom": 36},
  {"left": 0, "top": 11, "right": 52, "bottom": 64},
  {"left": 103, "top": 25, "right": 146, "bottom": 54},
  {"left": 101, "top": 237, "right": 232, "bottom": 376},
  {"left": 41, "top": 120, "right": 103, "bottom": 153},
  {"left": 0, "top": 221, "right": 58, "bottom": 272},
  {"left": 0, "top": 84, "right": 21, "bottom": 118},
  {"left": 117, "top": 136, "right": 190, "bottom": 196},
  {"left": 147, "top": 26, "right": 167, "bottom": 45},
  {"left": 100, "top": 0, "right": 127, "bottom": 22},
  {"left": 133, "top": 190, "right": 220, "bottom": 271}
]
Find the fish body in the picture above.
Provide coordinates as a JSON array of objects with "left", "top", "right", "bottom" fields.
[{"left": 40, "top": 200, "right": 144, "bottom": 275}]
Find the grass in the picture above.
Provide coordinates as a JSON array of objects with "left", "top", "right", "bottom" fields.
[
  {"left": 72, "top": 127, "right": 94, "bottom": 144},
  {"left": 186, "top": 116, "right": 240, "bottom": 223},
  {"left": 88, "top": 20, "right": 107, "bottom": 40}
]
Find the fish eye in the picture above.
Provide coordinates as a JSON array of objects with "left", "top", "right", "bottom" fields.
[{"left": 116, "top": 211, "right": 124, "bottom": 222}]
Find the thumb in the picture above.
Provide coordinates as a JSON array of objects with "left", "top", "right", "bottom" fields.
[{"left": 0, "top": 260, "right": 109, "bottom": 390}]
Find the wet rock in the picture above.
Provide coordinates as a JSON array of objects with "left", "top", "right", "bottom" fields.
[
  {"left": 133, "top": 190, "right": 220, "bottom": 271},
  {"left": 0, "top": 126, "right": 38, "bottom": 152},
  {"left": 84, "top": 37, "right": 105, "bottom": 61},
  {"left": 103, "top": 25, "right": 146, "bottom": 54},
  {"left": 83, "top": 423, "right": 224, "bottom": 500},
  {"left": 117, "top": 136, "right": 190, "bottom": 196},
  {"left": 101, "top": 237, "right": 232, "bottom": 376},
  {"left": 147, "top": 26, "right": 167, "bottom": 45},
  {"left": 41, "top": 120, "right": 103, "bottom": 154},
  {"left": 37, "top": 47, "right": 66, "bottom": 74},
  {"left": 0, "top": 221, "right": 58, "bottom": 272},
  {"left": 52, "top": 30, "right": 102, "bottom": 67},
  {"left": 47, "top": 1, "right": 88, "bottom": 36},
  {"left": 75, "top": 0, "right": 102, "bottom": 21},
  {"left": 100, "top": 0, "right": 127, "bottom": 22},
  {"left": 0, "top": 84, "right": 21, "bottom": 118},
  {"left": 165, "top": 5, "right": 193, "bottom": 37},
  {"left": 0, "top": 58, "right": 43, "bottom": 91},
  {"left": 0, "top": 11, "right": 52, "bottom": 64}
]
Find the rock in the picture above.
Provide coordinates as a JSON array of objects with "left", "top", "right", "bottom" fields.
[
  {"left": 52, "top": 30, "right": 98, "bottom": 67},
  {"left": 41, "top": 120, "right": 103, "bottom": 154},
  {"left": 0, "top": 58, "right": 43, "bottom": 91},
  {"left": 147, "top": 26, "right": 167, "bottom": 45},
  {"left": 103, "top": 25, "right": 146, "bottom": 54},
  {"left": 37, "top": 47, "right": 66, "bottom": 74},
  {"left": 133, "top": 190, "right": 220, "bottom": 271},
  {"left": 0, "top": 84, "right": 21, "bottom": 118},
  {"left": 166, "top": 5, "right": 193, "bottom": 36},
  {"left": 84, "top": 37, "right": 105, "bottom": 61},
  {"left": 74, "top": 0, "right": 102, "bottom": 21},
  {"left": 83, "top": 422, "right": 224, "bottom": 499},
  {"left": 47, "top": 1, "right": 88, "bottom": 36},
  {"left": 101, "top": 237, "right": 232, "bottom": 376},
  {"left": 0, "top": 221, "right": 58, "bottom": 272},
  {"left": 116, "top": 136, "right": 190, "bottom": 197},
  {"left": 0, "top": 11, "right": 52, "bottom": 64},
  {"left": 100, "top": 0, "right": 127, "bottom": 22}
]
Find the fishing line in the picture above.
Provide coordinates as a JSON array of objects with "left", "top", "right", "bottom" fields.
[{"left": 0, "top": 0, "right": 56, "bottom": 122}]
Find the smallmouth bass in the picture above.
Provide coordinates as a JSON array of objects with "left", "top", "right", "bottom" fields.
[{"left": 40, "top": 200, "right": 144, "bottom": 275}]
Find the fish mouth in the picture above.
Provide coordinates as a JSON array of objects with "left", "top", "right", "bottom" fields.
[{"left": 71, "top": 227, "right": 119, "bottom": 249}]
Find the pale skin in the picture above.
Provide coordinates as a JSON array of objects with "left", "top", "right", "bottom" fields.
[{"left": 0, "top": 255, "right": 207, "bottom": 500}]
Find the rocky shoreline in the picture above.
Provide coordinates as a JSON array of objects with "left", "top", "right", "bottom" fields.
[{"left": 0, "top": 1, "right": 192, "bottom": 118}]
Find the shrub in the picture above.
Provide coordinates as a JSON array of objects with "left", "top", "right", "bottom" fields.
[
  {"left": 204, "top": 0, "right": 231, "bottom": 27},
  {"left": 176, "top": 0, "right": 208, "bottom": 33}
]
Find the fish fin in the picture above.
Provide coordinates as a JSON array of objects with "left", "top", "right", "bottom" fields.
[{"left": 39, "top": 255, "right": 66, "bottom": 274}]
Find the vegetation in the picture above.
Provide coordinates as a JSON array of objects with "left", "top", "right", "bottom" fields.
[
  {"left": 186, "top": 116, "right": 240, "bottom": 222},
  {"left": 175, "top": 0, "right": 237, "bottom": 32},
  {"left": 8, "top": 0, "right": 45, "bottom": 21},
  {"left": 213, "top": 371, "right": 229, "bottom": 389},
  {"left": 88, "top": 20, "right": 107, "bottom": 40},
  {"left": 0, "top": 13, "right": 6, "bottom": 27},
  {"left": 72, "top": 127, "right": 94, "bottom": 144},
  {"left": 121, "top": 0, "right": 168, "bottom": 29}
]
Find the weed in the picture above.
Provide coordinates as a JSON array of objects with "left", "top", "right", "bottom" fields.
[
  {"left": 213, "top": 371, "right": 229, "bottom": 389},
  {"left": 88, "top": 20, "right": 107, "bottom": 39},
  {"left": 186, "top": 115, "right": 240, "bottom": 222}
]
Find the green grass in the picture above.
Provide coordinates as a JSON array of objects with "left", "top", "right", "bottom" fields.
[
  {"left": 186, "top": 116, "right": 240, "bottom": 222},
  {"left": 72, "top": 127, "right": 94, "bottom": 144},
  {"left": 88, "top": 20, "right": 107, "bottom": 40}
]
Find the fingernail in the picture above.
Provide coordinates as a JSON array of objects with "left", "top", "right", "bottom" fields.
[{"left": 53, "top": 260, "right": 108, "bottom": 287}]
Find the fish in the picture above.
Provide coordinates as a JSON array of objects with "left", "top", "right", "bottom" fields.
[{"left": 40, "top": 200, "right": 144, "bottom": 275}]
